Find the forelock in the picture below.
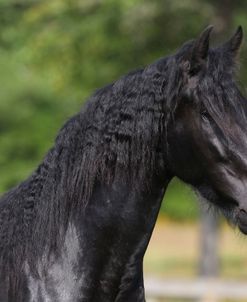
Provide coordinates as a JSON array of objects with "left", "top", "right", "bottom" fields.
[{"left": 207, "top": 47, "right": 238, "bottom": 79}]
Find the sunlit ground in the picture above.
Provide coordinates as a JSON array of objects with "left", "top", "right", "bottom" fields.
[{"left": 144, "top": 217, "right": 247, "bottom": 301}]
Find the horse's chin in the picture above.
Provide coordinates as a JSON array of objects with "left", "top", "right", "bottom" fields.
[
  {"left": 237, "top": 209, "right": 247, "bottom": 235},
  {"left": 238, "top": 224, "right": 247, "bottom": 235}
]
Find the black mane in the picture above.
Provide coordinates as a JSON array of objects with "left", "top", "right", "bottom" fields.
[{"left": 0, "top": 55, "right": 178, "bottom": 274}]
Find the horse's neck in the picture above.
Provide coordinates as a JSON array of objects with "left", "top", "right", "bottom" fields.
[
  {"left": 24, "top": 157, "right": 171, "bottom": 301},
  {"left": 76, "top": 175, "right": 168, "bottom": 257},
  {"left": 59, "top": 175, "right": 169, "bottom": 300}
]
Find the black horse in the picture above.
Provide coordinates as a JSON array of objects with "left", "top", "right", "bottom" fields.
[{"left": 1, "top": 26, "right": 247, "bottom": 302}]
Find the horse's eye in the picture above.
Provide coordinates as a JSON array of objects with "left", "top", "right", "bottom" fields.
[{"left": 200, "top": 110, "right": 210, "bottom": 120}]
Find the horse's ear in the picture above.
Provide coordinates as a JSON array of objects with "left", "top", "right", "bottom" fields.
[
  {"left": 222, "top": 26, "right": 243, "bottom": 58},
  {"left": 189, "top": 26, "right": 213, "bottom": 75}
]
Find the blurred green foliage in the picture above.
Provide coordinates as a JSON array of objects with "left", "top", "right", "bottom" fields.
[{"left": 0, "top": 0, "right": 247, "bottom": 219}]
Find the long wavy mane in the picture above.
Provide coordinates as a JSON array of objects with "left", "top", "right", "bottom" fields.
[{"left": 0, "top": 52, "right": 186, "bottom": 282}]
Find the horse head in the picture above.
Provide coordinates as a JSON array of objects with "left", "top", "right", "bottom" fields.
[{"left": 167, "top": 26, "right": 247, "bottom": 234}]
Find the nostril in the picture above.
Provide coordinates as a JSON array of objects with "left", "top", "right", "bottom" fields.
[
  {"left": 240, "top": 209, "right": 247, "bottom": 214},
  {"left": 239, "top": 208, "right": 247, "bottom": 223}
]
